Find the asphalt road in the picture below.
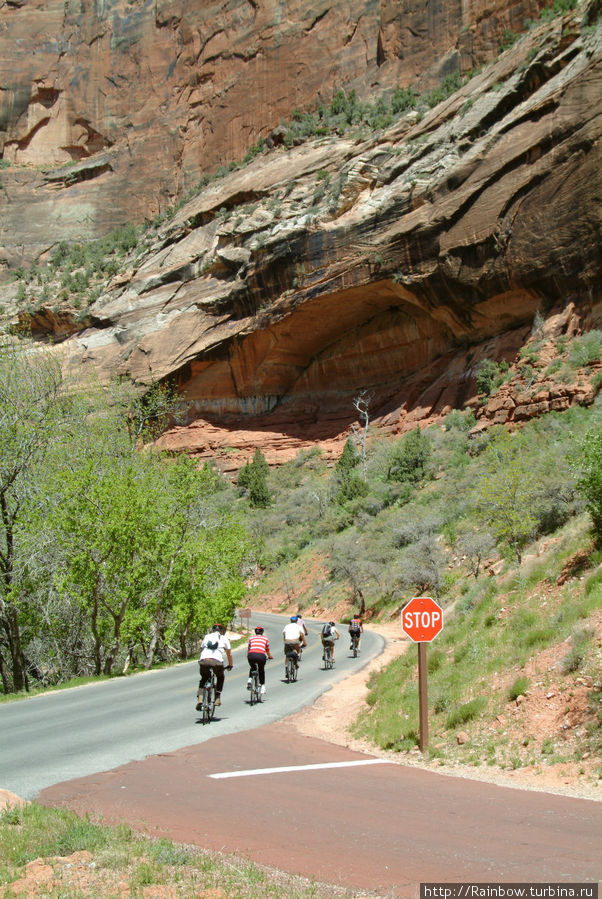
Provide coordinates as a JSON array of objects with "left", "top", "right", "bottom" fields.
[{"left": 0, "top": 613, "right": 382, "bottom": 800}]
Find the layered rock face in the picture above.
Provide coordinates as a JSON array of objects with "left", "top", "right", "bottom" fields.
[
  {"left": 0, "top": 0, "right": 549, "bottom": 268},
  {"left": 1, "top": 5, "right": 600, "bottom": 468}
]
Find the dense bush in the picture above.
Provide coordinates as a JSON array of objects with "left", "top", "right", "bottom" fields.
[
  {"left": 238, "top": 448, "right": 271, "bottom": 508},
  {"left": 387, "top": 428, "right": 431, "bottom": 484},
  {"left": 576, "top": 426, "right": 602, "bottom": 537},
  {"left": 475, "top": 359, "right": 502, "bottom": 395}
]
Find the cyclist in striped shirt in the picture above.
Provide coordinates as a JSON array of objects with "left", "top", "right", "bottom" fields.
[{"left": 246, "top": 626, "right": 273, "bottom": 696}]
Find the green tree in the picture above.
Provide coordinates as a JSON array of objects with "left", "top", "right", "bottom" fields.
[
  {"left": 123, "top": 379, "right": 181, "bottom": 445},
  {"left": 387, "top": 428, "right": 431, "bottom": 484},
  {"left": 336, "top": 437, "right": 360, "bottom": 474},
  {"left": 0, "top": 335, "right": 63, "bottom": 691},
  {"left": 473, "top": 431, "right": 538, "bottom": 563},
  {"left": 575, "top": 426, "right": 602, "bottom": 538},
  {"left": 475, "top": 359, "right": 500, "bottom": 395},
  {"left": 333, "top": 438, "right": 367, "bottom": 503},
  {"left": 155, "top": 458, "right": 249, "bottom": 660},
  {"left": 251, "top": 447, "right": 269, "bottom": 479},
  {"left": 238, "top": 448, "right": 271, "bottom": 508},
  {"left": 49, "top": 455, "right": 162, "bottom": 675}
]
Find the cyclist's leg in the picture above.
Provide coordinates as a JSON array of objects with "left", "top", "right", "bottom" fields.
[
  {"left": 197, "top": 663, "right": 210, "bottom": 709},
  {"left": 256, "top": 657, "right": 266, "bottom": 693},
  {"left": 247, "top": 652, "right": 260, "bottom": 689},
  {"left": 213, "top": 661, "right": 225, "bottom": 705},
  {"left": 199, "top": 663, "right": 210, "bottom": 689}
]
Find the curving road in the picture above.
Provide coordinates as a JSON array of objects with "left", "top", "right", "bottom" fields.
[{"left": 0, "top": 613, "right": 383, "bottom": 800}]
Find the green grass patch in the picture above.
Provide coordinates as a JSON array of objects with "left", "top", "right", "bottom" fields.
[
  {"left": 0, "top": 804, "right": 352, "bottom": 897},
  {"left": 507, "top": 676, "right": 529, "bottom": 700},
  {"left": 352, "top": 506, "right": 602, "bottom": 757},
  {"left": 445, "top": 696, "right": 487, "bottom": 729}
]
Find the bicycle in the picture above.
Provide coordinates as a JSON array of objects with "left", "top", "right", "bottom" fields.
[
  {"left": 198, "top": 668, "right": 217, "bottom": 724},
  {"left": 350, "top": 632, "right": 360, "bottom": 658},
  {"left": 284, "top": 649, "right": 298, "bottom": 683},
  {"left": 322, "top": 642, "right": 334, "bottom": 669},
  {"left": 249, "top": 664, "right": 262, "bottom": 704}
]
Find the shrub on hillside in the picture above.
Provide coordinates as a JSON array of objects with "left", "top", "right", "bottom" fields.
[
  {"left": 444, "top": 409, "right": 477, "bottom": 431},
  {"left": 238, "top": 448, "right": 271, "bottom": 508},
  {"left": 387, "top": 428, "right": 431, "bottom": 484},
  {"left": 475, "top": 359, "right": 502, "bottom": 395},
  {"left": 507, "top": 676, "right": 529, "bottom": 700},
  {"left": 569, "top": 330, "right": 602, "bottom": 368},
  {"left": 575, "top": 426, "right": 602, "bottom": 538},
  {"left": 473, "top": 430, "right": 538, "bottom": 562},
  {"left": 333, "top": 438, "right": 368, "bottom": 504},
  {"left": 445, "top": 696, "right": 486, "bottom": 729},
  {"left": 561, "top": 627, "right": 593, "bottom": 674}
]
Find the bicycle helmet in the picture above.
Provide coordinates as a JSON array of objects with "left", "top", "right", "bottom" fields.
[
  {"left": 212, "top": 623, "right": 224, "bottom": 633},
  {"left": 290, "top": 615, "right": 298, "bottom": 622},
  {"left": 329, "top": 621, "right": 335, "bottom": 627},
  {"left": 254, "top": 626, "right": 264, "bottom": 634}
]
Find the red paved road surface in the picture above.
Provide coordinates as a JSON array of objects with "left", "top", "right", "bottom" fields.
[{"left": 39, "top": 722, "right": 602, "bottom": 897}]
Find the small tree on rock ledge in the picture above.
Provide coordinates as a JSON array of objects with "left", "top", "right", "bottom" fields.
[{"left": 238, "top": 448, "right": 271, "bottom": 508}]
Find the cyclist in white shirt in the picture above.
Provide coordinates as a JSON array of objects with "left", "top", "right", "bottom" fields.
[
  {"left": 296, "top": 613, "right": 309, "bottom": 637},
  {"left": 196, "top": 623, "right": 233, "bottom": 708},
  {"left": 282, "top": 615, "right": 306, "bottom": 663}
]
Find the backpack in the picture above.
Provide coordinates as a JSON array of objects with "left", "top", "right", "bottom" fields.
[
  {"left": 321, "top": 623, "right": 333, "bottom": 638},
  {"left": 206, "top": 638, "right": 220, "bottom": 651}
]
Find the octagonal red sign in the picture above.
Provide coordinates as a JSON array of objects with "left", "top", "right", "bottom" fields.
[{"left": 401, "top": 596, "right": 444, "bottom": 642}]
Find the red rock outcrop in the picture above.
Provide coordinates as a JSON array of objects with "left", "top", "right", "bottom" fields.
[
  {"left": 0, "top": 6, "right": 600, "bottom": 469},
  {"left": 0, "top": 0, "right": 552, "bottom": 268}
]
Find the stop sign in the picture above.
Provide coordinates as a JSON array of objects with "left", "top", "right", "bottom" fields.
[{"left": 401, "top": 596, "right": 444, "bottom": 642}]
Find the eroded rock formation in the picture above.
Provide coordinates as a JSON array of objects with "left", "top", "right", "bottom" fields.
[
  {"left": 1, "top": 5, "right": 600, "bottom": 468},
  {"left": 1, "top": 0, "right": 552, "bottom": 267}
]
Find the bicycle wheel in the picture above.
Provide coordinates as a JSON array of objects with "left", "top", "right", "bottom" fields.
[
  {"left": 210, "top": 673, "right": 218, "bottom": 719},
  {"left": 327, "top": 647, "right": 334, "bottom": 669},
  {"left": 250, "top": 670, "right": 260, "bottom": 704},
  {"left": 202, "top": 685, "right": 212, "bottom": 724}
]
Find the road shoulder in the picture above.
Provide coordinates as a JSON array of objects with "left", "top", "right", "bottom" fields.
[{"left": 290, "top": 622, "right": 602, "bottom": 802}]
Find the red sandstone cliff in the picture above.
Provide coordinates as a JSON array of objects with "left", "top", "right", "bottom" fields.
[
  {"left": 0, "top": 0, "right": 553, "bottom": 269},
  {"left": 0, "top": 2, "right": 600, "bottom": 468}
]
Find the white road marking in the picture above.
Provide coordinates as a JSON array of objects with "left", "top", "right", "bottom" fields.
[{"left": 208, "top": 759, "right": 391, "bottom": 779}]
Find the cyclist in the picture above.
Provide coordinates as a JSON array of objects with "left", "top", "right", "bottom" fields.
[
  {"left": 197, "top": 623, "right": 233, "bottom": 709},
  {"left": 247, "top": 625, "right": 273, "bottom": 696},
  {"left": 321, "top": 620, "right": 340, "bottom": 662},
  {"left": 296, "top": 613, "right": 309, "bottom": 637},
  {"left": 282, "top": 615, "right": 306, "bottom": 667},
  {"left": 348, "top": 613, "right": 363, "bottom": 652}
]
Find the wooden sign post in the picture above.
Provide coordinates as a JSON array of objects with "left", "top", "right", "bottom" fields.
[{"left": 401, "top": 597, "right": 444, "bottom": 753}]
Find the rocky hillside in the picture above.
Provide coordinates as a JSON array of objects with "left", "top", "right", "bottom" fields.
[{"left": 1, "top": 1, "right": 600, "bottom": 468}]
